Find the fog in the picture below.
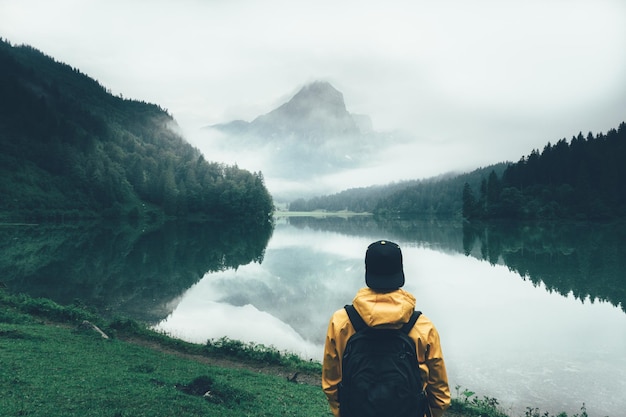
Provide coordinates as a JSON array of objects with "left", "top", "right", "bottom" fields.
[
  {"left": 3, "top": 0, "right": 626, "bottom": 194},
  {"left": 184, "top": 90, "right": 498, "bottom": 201}
]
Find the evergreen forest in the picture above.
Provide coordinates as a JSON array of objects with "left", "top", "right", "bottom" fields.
[
  {"left": 290, "top": 121, "right": 626, "bottom": 221},
  {"left": 463, "top": 124, "right": 626, "bottom": 220},
  {"left": 0, "top": 39, "right": 273, "bottom": 222},
  {"left": 288, "top": 164, "right": 508, "bottom": 216}
]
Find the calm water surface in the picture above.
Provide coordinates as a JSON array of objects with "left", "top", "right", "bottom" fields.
[
  {"left": 2, "top": 217, "right": 624, "bottom": 416},
  {"left": 154, "top": 218, "right": 626, "bottom": 417}
]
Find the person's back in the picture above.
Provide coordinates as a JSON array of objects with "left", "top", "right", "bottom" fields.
[
  {"left": 340, "top": 303, "right": 425, "bottom": 417},
  {"left": 322, "top": 240, "right": 451, "bottom": 417}
]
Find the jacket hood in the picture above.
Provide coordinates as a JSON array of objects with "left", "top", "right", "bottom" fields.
[{"left": 352, "top": 287, "right": 416, "bottom": 327}]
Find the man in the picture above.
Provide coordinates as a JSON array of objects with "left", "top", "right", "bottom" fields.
[{"left": 322, "top": 240, "right": 450, "bottom": 417}]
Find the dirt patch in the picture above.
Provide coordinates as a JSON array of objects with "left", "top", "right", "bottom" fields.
[{"left": 122, "top": 336, "right": 322, "bottom": 386}]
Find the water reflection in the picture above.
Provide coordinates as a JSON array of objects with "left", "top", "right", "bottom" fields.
[
  {"left": 3, "top": 216, "right": 625, "bottom": 416},
  {"left": 462, "top": 220, "right": 626, "bottom": 312},
  {"left": 0, "top": 219, "right": 273, "bottom": 322},
  {"left": 155, "top": 217, "right": 626, "bottom": 417},
  {"left": 155, "top": 225, "right": 369, "bottom": 358},
  {"left": 287, "top": 216, "right": 626, "bottom": 313}
]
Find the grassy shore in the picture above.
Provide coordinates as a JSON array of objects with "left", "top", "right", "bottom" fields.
[{"left": 0, "top": 291, "right": 591, "bottom": 417}]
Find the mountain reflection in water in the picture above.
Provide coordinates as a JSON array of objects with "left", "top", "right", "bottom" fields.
[
  {"left": 156, "top": 217, "right": 626, "bottom": 417},
  {"left": 2, "top": 216, "right": 625, "bottom": 417}
]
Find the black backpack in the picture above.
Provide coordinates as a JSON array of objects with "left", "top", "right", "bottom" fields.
[{"left": 338, "top": 304, "right": 428, "bottom": 417}]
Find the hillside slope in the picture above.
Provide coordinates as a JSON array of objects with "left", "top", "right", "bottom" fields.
[{"left": 0, "top": 39, "right": 273, "bottom": 221}]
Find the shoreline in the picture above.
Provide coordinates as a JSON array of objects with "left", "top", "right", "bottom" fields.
[{"left": 0, "top": 291, "right": 600, "bottom": 417}]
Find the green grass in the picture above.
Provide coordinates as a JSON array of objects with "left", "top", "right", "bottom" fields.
[
  {"left": 0, "top": 321, "right": 330, "bottom": 417},
  {"left": 0, "top": 291, "right": 602, "bottom": 417},
  {"left": 0, "top": 291, "right": 329, "bottom": 416}
]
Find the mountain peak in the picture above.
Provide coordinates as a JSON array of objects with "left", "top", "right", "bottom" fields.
[
  {"left": 251, "top": 81, "right": 358, "bottom": 138},
  {"left": 288, "top": 81, "right": 347, "bottom": 113}
]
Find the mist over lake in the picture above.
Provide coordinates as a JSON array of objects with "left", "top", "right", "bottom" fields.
[
  {"left": 3, "top": 12, "right": 626, "bottom": 417},
  {"left": 2, "top": 217, "right": 625, "bottom": 417}
]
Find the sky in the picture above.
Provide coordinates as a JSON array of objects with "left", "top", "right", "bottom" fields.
[{"left": 2, "top": 0, "right": 626, "bottom": 195}]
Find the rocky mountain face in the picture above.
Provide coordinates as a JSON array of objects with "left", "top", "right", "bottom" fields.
[
  {"left": 250, "top": 81, "right": 362, "bottom": 140},
  {"left": 205, "top": 81, "right": 382, "bottom": 180},
  {"left": 212, "top": 81, "right": 368, "bottom": 140}
]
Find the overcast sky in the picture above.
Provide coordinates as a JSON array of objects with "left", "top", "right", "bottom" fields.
[{"left": 2, "top": 0, "right": 626, "bottom": 192}]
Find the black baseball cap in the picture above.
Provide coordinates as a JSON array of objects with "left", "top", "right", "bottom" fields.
[{"left": 365, "top": 240, "right": 405, "bottom": 290}]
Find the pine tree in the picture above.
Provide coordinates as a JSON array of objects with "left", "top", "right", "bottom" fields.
[{"left": 462, "top": 182, "right": 477, "bottom": 219}]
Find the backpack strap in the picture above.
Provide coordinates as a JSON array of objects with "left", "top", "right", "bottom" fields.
[
  {"left": 401, "top": 310, "right": 422, "bottom": 334},
  {"left": 344, "top": 304, "right": 422, "bottom": 333},
  {"left": 344, "top": 304, "right": 368, "bottom": 332}
]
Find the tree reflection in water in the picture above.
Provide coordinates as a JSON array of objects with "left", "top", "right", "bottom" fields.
[{"left": 0, "top": 218, "right": 273, "bottom": 322}]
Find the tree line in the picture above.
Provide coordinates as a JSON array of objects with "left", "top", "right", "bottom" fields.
[
  {"left": 463, "top": 122, "right": 626, "bottom": 220},
  {"left": 290, "top": 119, "right": 626, "bottom": 221},
  {"left": 0, "top": 39, "right": 273, "bottom": 222},
  {"left": 288, "top": 164, "right": 508, "bottom": 216}
]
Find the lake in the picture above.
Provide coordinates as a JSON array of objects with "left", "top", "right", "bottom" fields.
[{"left": 2, "top": 216, "right": 625, "bottom": 417}]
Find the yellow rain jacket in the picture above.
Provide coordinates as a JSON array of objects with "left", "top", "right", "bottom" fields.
[{"left": 322, "top": 287, "right": 451, "bottom": 417}]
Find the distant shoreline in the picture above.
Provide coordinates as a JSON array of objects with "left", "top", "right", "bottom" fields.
[{"left": 273, "top": 210, "right": 372, "bottom": 218}]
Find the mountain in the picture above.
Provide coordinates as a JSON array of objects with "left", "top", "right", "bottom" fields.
[
  {"left": 205, "top": 81, "right": 395, "bottom": 180},
  {"left": 0, "top": 39, "right": 273, "bottom": 222},
  {"left": 213, "top": 81, "right": 366, "bottom": 140}
]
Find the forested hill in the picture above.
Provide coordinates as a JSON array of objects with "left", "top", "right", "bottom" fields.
[
  {"left": 291, "top": 122, "right": 626, "bottom": 220},
  {"left": 288, "top": 163, "right": 509, "bottom": 216},
  {"left": 0, "top": 39, "right": 273, "bottom": 222},
  {"left": 463, "top": 123, "right": 626, "bottom": 220}
]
